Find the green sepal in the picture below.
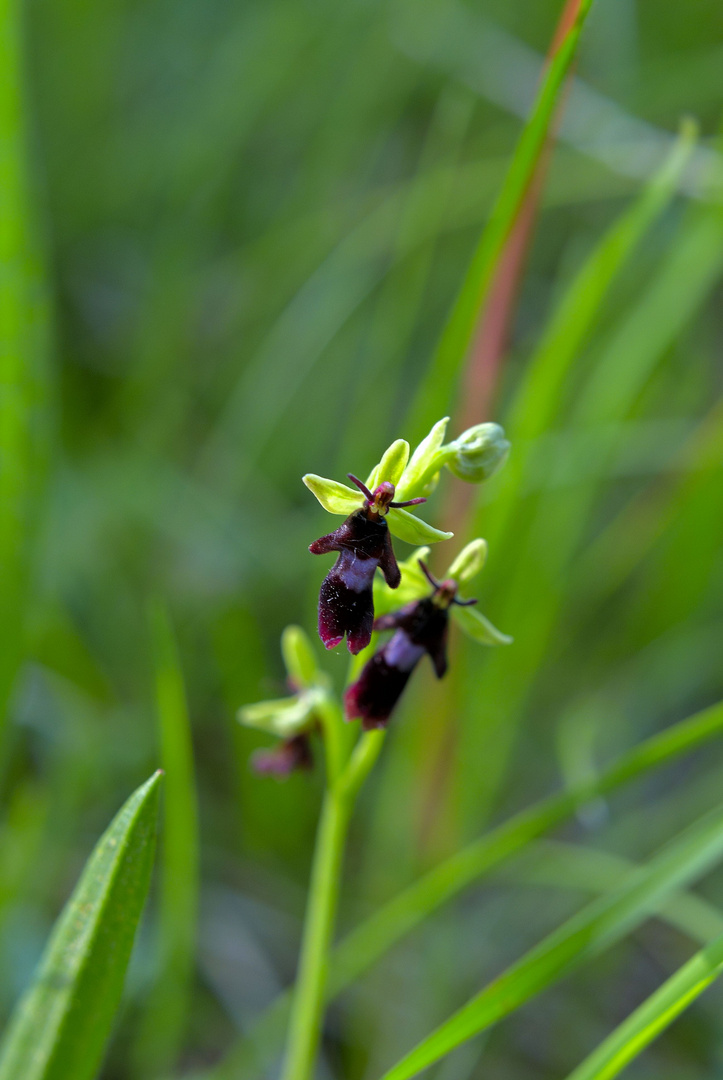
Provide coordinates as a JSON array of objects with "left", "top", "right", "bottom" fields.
[
  {"left": 447, "top": 539, "right": 488, "bottom": 584},
  {"left": 374, "top": 547, "right": 431, "bottom": 615},
  {"left": 281, "top": 625, "right": 319, "bottom": 689},
  {"left": 387, "top": 507, "right": 453, "bottom": 545},
  {"left": 302, "top": 474, "right": 362, "bottom": 515},
  {"left": 452, "top": 604, "right": 512, "bottom": 646},
  {"left": 395, "top": 417, "right": 449, "bottom": 501},
  {"left": 366, "top": 439, "right": 410, "bottom": 490},
  {"left": 238, "top": 695, "right": 315, "bottom": 736}
]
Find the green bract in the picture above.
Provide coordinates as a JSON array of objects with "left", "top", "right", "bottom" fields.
[{"left": 239, "top": 626, "right": 329, "bottom": 738}]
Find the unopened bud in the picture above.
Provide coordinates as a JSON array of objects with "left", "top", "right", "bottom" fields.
[{"left": 446, "top": 423, "right": 510, "bottom": 483}]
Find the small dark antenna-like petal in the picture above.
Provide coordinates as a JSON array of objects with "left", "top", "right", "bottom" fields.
[
  {"left": 452, "top": 596, "right": 478, "bottom": 607},
  {"left": 389, "top": 496, "right": 427, "bottom": 508},
  {"left": 347, "top": 473, "right": 374, "bottom": 502},
  {"left": 418, "top": 560, "right": 441, "bottom": 590}
]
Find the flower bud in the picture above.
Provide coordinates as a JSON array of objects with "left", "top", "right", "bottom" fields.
[
  {"left": 445, "top": 423, "right": 510, "bottom": 483},
  {"left": 447, "top": 538, "right": 488, "bottom": 583},
  {"left": 281, "top": 625, "right": 319, "bottom": 689}
]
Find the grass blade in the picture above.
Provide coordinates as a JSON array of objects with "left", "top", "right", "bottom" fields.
[
  {"left": 330, "top": 699, "right": 723, "bottom": 997},
  {"left": 199, "top": 700, "right": 723, "bottom": 1080},
  {"left": 0, "top": 0, "right": 50, "bottom": 731},
  {"left": 379, "top": 799, "right": 723, "bottom": 1080},
  {"left": 407, "top": 0, "right": 595, "bottom": 438},
  {"left": 0, "top": 771, "right": 163, "bottom": 1080},
  {"left": 133, "top": 602, "right": 199, "bottom": 1075},
  {"left": 564, "top": 931, "right": 723, "bottom": 1080}
]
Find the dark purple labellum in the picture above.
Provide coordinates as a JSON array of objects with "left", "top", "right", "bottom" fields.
[
  {"left": 310, "top": 508, "right": 401, "bottom": 654},
  {"left": 344, "top": 597, "right": 449, "bottom": 728},
  {"left": 252, "top": 733, "right": 313, "bottom": 778}
]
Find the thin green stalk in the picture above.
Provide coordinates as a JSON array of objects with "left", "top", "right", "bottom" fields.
[
  {"left": 281, "top": 729, "right": 384, "bottom": 1080},
  {"left": 280, "top": 790, "right": 350, "bottom": 1080}
]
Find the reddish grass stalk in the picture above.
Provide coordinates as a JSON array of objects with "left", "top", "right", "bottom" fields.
[{"left": 417, "top": 0, "right": 586, "bottom": 854}]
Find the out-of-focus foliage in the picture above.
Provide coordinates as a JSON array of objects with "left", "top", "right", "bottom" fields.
[{"left": 3, "top": 0, "right": 723, "bottom": 1076}]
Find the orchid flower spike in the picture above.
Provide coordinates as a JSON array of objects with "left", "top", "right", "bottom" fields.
[
  {"left": 347, "top": 540, "right": 512, "bottom": 728},
  {"left": 238, "top": 626, "right": 329, "bottom": 778}
]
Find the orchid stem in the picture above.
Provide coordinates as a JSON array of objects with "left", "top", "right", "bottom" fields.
[{"left": 280, "top": 728, "right": 384, "bottom": 1080}]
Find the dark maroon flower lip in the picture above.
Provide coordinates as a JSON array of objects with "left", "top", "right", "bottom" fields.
[{"left": 310, "top": 502, "right": 403, "bottom": 654}]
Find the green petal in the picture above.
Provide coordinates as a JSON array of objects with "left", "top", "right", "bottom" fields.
[
  {"left": 447, "top": 539, "right": 488, "bottom": 584},
  {"left": 281, "top": 625, "right": 318, "bottom": 688},
  {"left": 238, "top": 695, "right": 312, "bottom": 735},
  {"left": 395, "top": 417, "right": 449, "bottom": 501},
  {"left": 387, "top": 508, "right": 453, "bottom": 545},
  {"left": 302, "top": 474, "right": 362, "bottom": 515},
  {"left": 366, "top": 439, "right": 410, "bottom": 490},
  {"left": 452, "top": 604, "right": 513, "bottom": 646}
]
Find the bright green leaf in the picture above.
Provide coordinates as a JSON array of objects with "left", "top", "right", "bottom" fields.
[
  {"left": 0, "top": 772, "right": 162, "bottom": 1080},
  {"left": 387, "top": 508, "right": 453, "bottom": 545},
  {"left": 452, "top": 603, "right": 512, "bottom": 646},
  {"left": 302, "top": 474, "right": 361, "bottom": 515}
]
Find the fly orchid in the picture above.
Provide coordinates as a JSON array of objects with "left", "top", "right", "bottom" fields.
[
  {"left": 238, "top": 626, "right": 329, "bottom": 777},
  {"left": 303, "top": 419, "right": 511, "bottom": 655},
  {"left": 345, "top": 540, "right": 512, "bottom": 728},
  {"left": 304, "top": 432, "right": 453, "bottom": 654}
]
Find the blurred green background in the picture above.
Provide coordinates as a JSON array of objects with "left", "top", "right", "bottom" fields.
[{"left": 5, "top": 0, "right": 723, "bottom": 1076}]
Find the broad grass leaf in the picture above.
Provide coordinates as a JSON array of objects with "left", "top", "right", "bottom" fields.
[
  {"left": 132, "top": 603, "right": 199, "bottom": 1076},
  {"left": 0, "top": 772, "right": 162, "bottom": 1080}
]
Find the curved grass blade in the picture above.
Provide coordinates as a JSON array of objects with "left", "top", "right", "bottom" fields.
[
  {"left": 497, "top": 839, "right": 723, "bottom": 946},
  {"left": 329, "top": 699, "right": 723, "bottom": 998},
  {"left": 564, "top": 931, "right": 723, "bottom": 1080},
  {"left": 379, "top": 798, "right": 723, "bottom": 1080},
  {"left": 407, "top": 0, "right": 595, "bottom": 439},
  {"left": 0, "top": 771, "right": 163, "bottom": 1080},
  {"left": 133, "top": 602, "right": 199, "bottom": 1076},
  {"left": 198, "top": 700, "right": 723, "bottom": 1080},
  {"left": 0, "top": 0, "right": 50, "bottom": 735}
]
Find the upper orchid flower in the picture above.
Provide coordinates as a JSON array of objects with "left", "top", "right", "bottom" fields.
[
  {"left": 304, "top": 434, "right": 453, "bottom": 655},
  {"left": 346, "top": 540, "right": 512, "bottom": 728}
]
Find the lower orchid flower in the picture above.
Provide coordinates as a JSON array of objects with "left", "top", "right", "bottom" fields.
[
  {"left": 345, "top": 541, "right": 512, "bottom": 728},
  {"left": 238, "top": 626, "right": 328, "bottom": 778}
]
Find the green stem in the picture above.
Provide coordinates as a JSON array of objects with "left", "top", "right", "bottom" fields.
[
  {"left": 280, "top": 729, "right": 385, "bottom": 1080},
  {"left": 280, "top": 790, "right": 350, "bottom": 1080}
]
